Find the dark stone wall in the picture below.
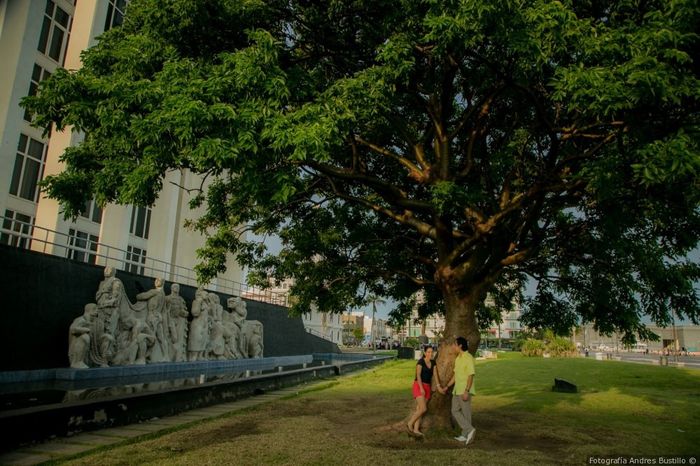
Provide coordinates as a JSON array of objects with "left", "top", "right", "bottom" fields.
[{"left": 0, "top": 245, "right": 338, "bottom": 371}]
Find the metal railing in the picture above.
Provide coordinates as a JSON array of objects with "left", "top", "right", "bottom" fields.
[{"left": 0, "top": 214, "right": 289, "bottom": 306}]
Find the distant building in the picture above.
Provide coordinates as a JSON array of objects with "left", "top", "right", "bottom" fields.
[
  {"left": 342, "top": 312, "right": 365, "bottom": 345},
  {"left": 394, "top": 292, "right": 522, "bottom": 345},
  {"left": 362, "top": 316, "right": 393, "bottom": 341},
  {"left": 240, "top": 279, "right": 291, "bottom": 306},
  {"left": 241, "top": 278, "right": 342, "bottom": 344},
  {"left": 394, "top": 312, "right": 443, "bottom": 342},
  {"left": 302, "top": 308, "right": 343, "bottom": 345},
  {"left": 483, "top": 300, "right": 523, "bottom": 341},
  {"left": 574, "top": 323, "right": 700, "bottom": 353}
]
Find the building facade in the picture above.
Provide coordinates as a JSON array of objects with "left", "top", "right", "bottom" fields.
[
  {"left": 341, "top": 312, "right": 365, "bottom": 345},
  {"left": 302, "top": 309, "right": 343, "bottom": 346},
  {"left": 574, "top": 323, "right": 700, "bottom": 353},
  {"left": 394, "top": 292, "right": 523, "bottom": 345},
  {"left": 0, "top": 0, "right": 244, "bottom": 291},
  {"left": 241, "top": 278, "right": 344, "bottom": 344}
]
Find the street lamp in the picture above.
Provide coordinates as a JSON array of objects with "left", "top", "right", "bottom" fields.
[
  {"left": 371, "top": 299, "right": 376, "bottom": 353},
  {"left": 671, "top": 308, "right": 679, "bottom": 362}
]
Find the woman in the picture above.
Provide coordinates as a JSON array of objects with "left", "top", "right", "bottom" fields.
[{"left": 407, "top": 345, "right": 442, "bottom": 436}]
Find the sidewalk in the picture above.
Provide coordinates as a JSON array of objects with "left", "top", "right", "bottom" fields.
[{"left": 0, "top": 381, "right": 333, "bottom": 466}]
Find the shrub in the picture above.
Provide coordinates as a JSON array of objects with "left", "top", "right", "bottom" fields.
[
  {"left": 521, "top": 339, "right": 546, "bottom": 357},
  {"left": 547, "top": 336, "right": 578, "bottom": 357},
  {"left": 403, "top": 337, "right": 420, "bottom": 349}
]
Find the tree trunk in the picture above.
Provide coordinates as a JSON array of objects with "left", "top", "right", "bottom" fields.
[{"left": 421, "top": 288, "right": 482, "bottom": 430}]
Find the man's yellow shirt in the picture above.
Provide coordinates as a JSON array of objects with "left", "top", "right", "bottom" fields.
[{"left": 454, "top": 351, "right": 475, "bottom": 395}]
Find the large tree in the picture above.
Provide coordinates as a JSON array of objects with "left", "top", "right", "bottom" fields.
[{"left": 26, "top": 0, "right": 700, "bottom": 425}]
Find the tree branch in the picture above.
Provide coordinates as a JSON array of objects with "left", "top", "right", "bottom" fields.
[
  {"left": 315, "top": 169, "right": 437, "bottom": 239},
  {"left": 354, "top": 135, "right": 428, "bottom": 182},
  {"left": 305, "top": 160, "right": 434, "bottom": 213}
]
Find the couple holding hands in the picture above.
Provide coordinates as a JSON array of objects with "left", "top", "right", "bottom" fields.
[{"left": 407, "top": 336, "right": 476, "bottom": 445}]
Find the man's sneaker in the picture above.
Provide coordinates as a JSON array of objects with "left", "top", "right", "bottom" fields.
[
  {"left": 454, "top": 435, "right": 467, "bottom": 442},
  {"left": 465, "top": 429, "right": 476, "bottom": 445}
]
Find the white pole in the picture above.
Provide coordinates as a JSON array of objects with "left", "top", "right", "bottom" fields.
[{"left": 372, "top": 299, "right": 376, "bottom": 353}]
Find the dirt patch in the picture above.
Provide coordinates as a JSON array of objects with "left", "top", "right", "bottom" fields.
[{"left": 170, "top": 419, "right": 263, "bottom": 450}]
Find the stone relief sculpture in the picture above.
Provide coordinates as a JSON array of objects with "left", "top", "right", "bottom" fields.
[
  {"left": 112, "top": 316, "right": 154, "bottom": 366},
  {"left": 228, "top": 297, "right": 264, "bottom": 358},
  {"left": 247, "top": 321, "right": 264, "bottom": 358},
  {"left": 136, "top": 277, "right": 168, "bottom": 363},
  {"left": 68, "top": 303, "right": 98, "bottom": 369},
  {"left": 166, "top": 284, "right": 189, "bottom": 362},
  {"left": 223, "top": 298, "right": 244, "bottom": 359},
  {"left": 68, "top": 269, "right": 264, "bottom": 368},
  {"left": 228, "top": 296, "right": 249, "bottom": 356},
  {"left": 207, "top": 292, "right": 226, "bottom": 360},
  {"left": 91, "top": 268, "right": 133, "bottom": 367},
  {"left": 187, "top": 287, "right": 210, "bottom": 362}
]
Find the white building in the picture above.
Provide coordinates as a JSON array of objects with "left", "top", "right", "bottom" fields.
[
  {"left": 302, "top": 309, "right": 344, "bottom": 345},
  {"left": 242, "top": 278, "right": 343, "bottom": 344},
  {"left": 0, "top": 1, "right": 244, "bottom": 291},
  {"left": 396, "top": 292, "right": 522, "bottom": 343},
  {"left": 362, "top": 315, "right": 393, "bottom": 341},
  {"left": 485, "top": 308, "right": 523, "bottom": 340}
]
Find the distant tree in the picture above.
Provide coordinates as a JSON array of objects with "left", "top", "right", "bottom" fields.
[
  {"left": 25, "top": 0, "right": 700, "bottom": 426},
  {"left": 352, "top": 327, "right": 365, "bottom": 345}
]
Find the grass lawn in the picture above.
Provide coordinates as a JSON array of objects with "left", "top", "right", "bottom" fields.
[{"left": 52, "top": 355, "right": 699, "bottom": 465}]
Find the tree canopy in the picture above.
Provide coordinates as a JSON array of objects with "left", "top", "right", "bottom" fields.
[{"left": 26, "top": 0, "right": 700, "bottom": 346}]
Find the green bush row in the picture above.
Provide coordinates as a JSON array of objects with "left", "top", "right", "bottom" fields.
[{"left": 521, "top": 334, "right": 577, "bottom": 358}]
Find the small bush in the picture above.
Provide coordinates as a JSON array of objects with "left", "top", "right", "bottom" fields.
[
  {"left": 403, "top": 337, "right": 420, "bottom": 349},
  {"left": 521, "top": 339, "right": 546, "bottom": 357},
  {"left": 547, "top": 336, "right": 578, "bottom": 357},
  {"left": 521, "top": 335, "right": 577, "bottom": 358}
]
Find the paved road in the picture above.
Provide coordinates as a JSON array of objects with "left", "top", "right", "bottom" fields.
[{"left": 585, "top": 352, "right": 700, "bottom": 370}]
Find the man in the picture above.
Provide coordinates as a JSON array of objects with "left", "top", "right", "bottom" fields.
[{"left": 441, "top": 336, "right": 476, "bottom": 445}]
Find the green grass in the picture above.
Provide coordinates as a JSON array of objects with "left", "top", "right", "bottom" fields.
[{"left": 49, "top": 356, "right": 700, "bottom": 465}]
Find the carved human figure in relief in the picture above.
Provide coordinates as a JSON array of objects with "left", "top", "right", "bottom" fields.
[
  {"left": 223, "top": 297, "right": 244, "bottom": 359},
  {"left": 112, "top": 316, "right": 155, "bottom": 366},
  {"left": 68, "top": 303, "right": 98, "bottom": 369},
  {"left": 207, "top": 292, "right": 226, "bottom": 360},
  {"left": 229, "top": 297, "right": 249, "bottom": 356},
  {"left": 91, "top": 267, "right": 124, "bottom": 366},
  {"left": 166, "top": 283, "right": 189, "bottom": 362},
  {"left": 228, "top": 297, "right": 263, "bottom": 358},
  {"left": 247, "top": 322, "right": 264, "bottom": 358},
  {"left": 188, "top": 288, "right": 210, "bottom": 361},
  {"left": 136, "top": 277, "right": 168, "bottom": 363}
]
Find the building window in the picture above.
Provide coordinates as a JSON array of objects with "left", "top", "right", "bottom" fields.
[
  {"left": 125, "top": 245, "right": 147, "bottom": 274},
  {"left": 104, "top": 0, "right": 128, "bottom": 31},
  {"left": 129, "top": 206, "right": 151, "bottom": 239},
  {"left": 1, "top": 210, "right": 34, "bottom": 249},
  {"left": 10, "top": 134, "right": 47, "bottom": 202},
  {"left": 24, "top": 64, "right": 52, "bottom": 122},
  {"left": 80, "top": 199, "right": 103, "bottom": 223},
  {"left": 67, "top": 228, "right": 98, "bottom": 264},
  {"left": 38, "top": 0, "right": 73, "bottom": 64}
]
